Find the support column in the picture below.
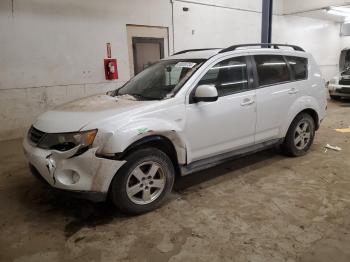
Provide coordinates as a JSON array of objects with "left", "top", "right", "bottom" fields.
[{"left": 261, "top": 0, "right": 273, "bottom": 44}]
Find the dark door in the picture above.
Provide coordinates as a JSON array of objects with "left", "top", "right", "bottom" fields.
[{"left": 132, "top": 37, "right": 164, "bottom": 75}]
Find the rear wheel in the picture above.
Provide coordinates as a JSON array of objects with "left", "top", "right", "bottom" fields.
[
  {"left": 282, "top": 113, "right": 315, "bottom": 157},
  {"left": 110, "top": 147, "right": 175, "bottom": 214}
]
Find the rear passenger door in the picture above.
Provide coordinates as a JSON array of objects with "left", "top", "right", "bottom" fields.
[{"left": 253, "top": 54, "right": 298, "bottom": 142}]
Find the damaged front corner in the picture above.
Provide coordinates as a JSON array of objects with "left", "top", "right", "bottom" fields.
[{"left": 46, "top": 147, "right": 126, "bottom": 192}]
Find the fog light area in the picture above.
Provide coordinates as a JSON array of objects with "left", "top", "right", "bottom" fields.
[{"left": 56, "top": 170, "right": 80, "bottom": 185}]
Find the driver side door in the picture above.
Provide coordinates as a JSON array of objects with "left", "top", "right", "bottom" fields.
[{"left": 184, "top": 55, "right": 257, "bottom": 163}]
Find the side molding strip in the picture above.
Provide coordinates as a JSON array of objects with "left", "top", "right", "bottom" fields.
[{"left": 180, "top": 138, "right": 283, "bottom": 176}]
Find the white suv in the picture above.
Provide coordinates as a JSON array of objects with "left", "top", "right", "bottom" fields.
[{"left": 23, "top": 44, "right": 327, "bottom": 214}]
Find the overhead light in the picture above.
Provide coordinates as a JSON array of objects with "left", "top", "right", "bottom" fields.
[
  {"left": 331, "top": 6, "right": 350, "bottom": 14},
  {"left": 327, "top": 9, "right": 348, "bottom": 17},
  {"left": 327, "top": 6, "right": 350, "bottom": 17}
]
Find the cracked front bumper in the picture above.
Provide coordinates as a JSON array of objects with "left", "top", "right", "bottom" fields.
[{"left": 23, "top": 137, "right": 126, "bottom": 199}]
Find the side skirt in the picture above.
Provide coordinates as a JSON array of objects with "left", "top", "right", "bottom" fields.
[{"left": 180, "top": 138, "right": 284, "bottom": 176}]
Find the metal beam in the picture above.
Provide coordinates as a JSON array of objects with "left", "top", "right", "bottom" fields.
[{"left": 261, "top": 0, "right": 273, "bottom": 44}]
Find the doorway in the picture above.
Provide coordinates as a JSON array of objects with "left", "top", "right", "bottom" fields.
[
  {"left": 132, "top": 37, "right": 164, "bottom": 75},
  {"left": 126, "top": 25, "right": 169, "bottom": 77}
]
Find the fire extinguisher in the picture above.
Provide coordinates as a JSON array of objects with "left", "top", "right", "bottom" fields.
[{"left": 104, "top": 43, "right": 118, "bottom": 80}]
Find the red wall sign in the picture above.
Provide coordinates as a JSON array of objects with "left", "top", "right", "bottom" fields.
[{"left": 104, "top": 43, "right": 118, "bottom": 80}]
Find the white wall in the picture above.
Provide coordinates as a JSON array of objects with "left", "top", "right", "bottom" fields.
[
  {"left": 283, "top": 0, "right": 350, "bottom": 14},
  {"left": 172, "top": 1, "right": 261, "bottom": 52},
  {"left": 0, "top": 0, "right": 346, "bottom": 140},
  {"left": 0, "top": 0, "right": 173, "bottom": 89},
  {"left": 273, "top": 15, "right": 342, "bottom": 80},
  {"left": 173, "top": 0, "right": 342, "bottom": 81},
  {"left": 172, "top": 0, "right": 284, "bottom": 52},
  {"left": 0, "top": 0, "right": 173, "bottom": 140}
]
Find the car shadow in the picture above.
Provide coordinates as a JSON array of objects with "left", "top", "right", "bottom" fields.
[
  {"left": 19, "top": 147, "right": 284, "bottom": 239},
  {"left": 174, "top": 147, "right": 283, "bottom": 192},
  {"left": 330, "top": 97, "right": 350, "bottom": 106}
]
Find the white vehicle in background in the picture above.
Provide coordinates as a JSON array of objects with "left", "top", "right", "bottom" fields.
[
  {"left": 23, "top": 43, "right": 327, "bottom": 214},
  {"left": 328, "top": 47, "right": 350, "bottom": 99}
]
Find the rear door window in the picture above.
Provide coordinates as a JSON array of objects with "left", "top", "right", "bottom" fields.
[
  {"left": 285, "top": 56, "right": 308, "bottom": 80},
  {"left": 254, "top": 55, "right": 291, "bottom": 86}
]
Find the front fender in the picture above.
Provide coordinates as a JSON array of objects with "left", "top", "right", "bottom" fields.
[
  {"left": 100, "top": 118, "right": 187, "bottom": 164},
  {"left": 280, "top": 96, "right": 321, "bottom": 137}
]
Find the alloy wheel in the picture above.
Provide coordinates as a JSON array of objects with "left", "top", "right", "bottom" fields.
[
  {"left": 126, "top": 161, "right": 166, "bottom": 205},
  {"left": 294, "top": 120, "right": 311, "bottom": 150}
]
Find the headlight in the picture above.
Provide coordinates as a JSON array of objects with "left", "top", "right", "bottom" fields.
[{"left": 38, "top": 129, "right": 97, "bottom": 151}]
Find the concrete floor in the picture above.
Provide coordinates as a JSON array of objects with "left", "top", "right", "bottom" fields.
[{"left": 1, "top": 100, "right": 350, "bottom": 262}]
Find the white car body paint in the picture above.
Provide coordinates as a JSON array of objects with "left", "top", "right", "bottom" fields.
[{"left": 23, "top": 47, "right": 327, "bottom": 198}]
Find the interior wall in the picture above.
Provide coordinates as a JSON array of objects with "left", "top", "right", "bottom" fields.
[
  {"left": 173, "top": 0, "right": 342, "bottom": 81},
  {"left": 283, "top": 0, "right": 350, "bottom": 14},
  {"left": 172, "top": 1, "right": 262, "bottom": 52},
  {"left": 273, "top": 15, "right": 342, "bottom": 81},
  {"left": 0, "top": 0, "right": 173, "bottom": 140},
  {"left": 0, "top": 0, "right": 346, "bottom": 141}
]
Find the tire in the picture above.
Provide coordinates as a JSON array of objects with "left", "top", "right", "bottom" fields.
[
  {"left": 281, "top": 113, "right": 315, "bottom": 157},
  {"left": 110, "top": 147, "right": 175, "bottom": 214}
]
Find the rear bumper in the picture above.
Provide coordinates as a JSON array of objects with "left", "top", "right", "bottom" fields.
[{"left": 328, "top": 84, "right": 350, "bottom": 97}]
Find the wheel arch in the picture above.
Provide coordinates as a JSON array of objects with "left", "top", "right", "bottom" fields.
[
  {"left": 299, "top": 108, "right": 319, "bottom": 130},
  {"left": 115, "top": 134, "right": 182, "bottom": 175},
  {"left": 281, "top": 96, "right": 321, "bottom": 138}
]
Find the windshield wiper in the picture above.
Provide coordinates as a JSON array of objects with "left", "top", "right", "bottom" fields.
[{"left": 128, "top": 93, "right": 160, "bottom": 100}]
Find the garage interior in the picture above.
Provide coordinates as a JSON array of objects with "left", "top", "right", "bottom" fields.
[{"left": 1, "top": 0, "right": 350, "bottom": 261}]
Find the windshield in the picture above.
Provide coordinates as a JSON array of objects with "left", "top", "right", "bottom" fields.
[{"left": 113, "top": 59, "right": 204, "bottom": 100}]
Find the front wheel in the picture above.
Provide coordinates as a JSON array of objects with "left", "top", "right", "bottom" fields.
[
  {"left": 282, "top": 113, "right": 315, "bottom": 157},
  {"left": 110, "top": 147, "right": 175, "bottom": 214}
]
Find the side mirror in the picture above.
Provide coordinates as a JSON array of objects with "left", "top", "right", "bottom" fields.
[{"left": 194, "top": 85, "right": 218, "bottom": 102}]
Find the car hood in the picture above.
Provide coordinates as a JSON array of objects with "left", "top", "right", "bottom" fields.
[{"left": 33, "top": 95, "right": 155, "bottom": 133}]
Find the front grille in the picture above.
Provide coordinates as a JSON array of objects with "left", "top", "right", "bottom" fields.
[
  {"left": 338, "top": 87, "right": 350, "bottom": 94},
  {"left": 28, "top": 126, "right": 46, "bottom": 145},
  {"left": 339, "top": 78, "right": 350, "bottom": 85}
]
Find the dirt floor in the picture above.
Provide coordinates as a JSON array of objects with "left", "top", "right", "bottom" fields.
[{"left": 0, "top": 100, "right": 350, "bottom": 262}]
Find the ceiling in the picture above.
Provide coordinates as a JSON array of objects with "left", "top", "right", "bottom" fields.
[{"left": 286, "top": 5, "right": 350, "bottom": 23}]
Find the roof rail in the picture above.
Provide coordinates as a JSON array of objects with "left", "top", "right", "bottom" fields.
[
  {"left": 218, "top": 43, "right": 305, "bottom": 53},
  {"left": 173, "top": 48, "right": 221, "bottom": 55}
]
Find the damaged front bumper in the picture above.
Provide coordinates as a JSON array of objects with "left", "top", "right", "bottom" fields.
[
  {"left": 23, "top": 137, "right": 126, "bottom": 202},
  {"left": 328, "top": 84, "right": 350, "bottom": 97}
]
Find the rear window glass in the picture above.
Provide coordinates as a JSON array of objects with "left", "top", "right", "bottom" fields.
[
  {"left": 285, "top": 56, "right": 308, "bottom": 80},
  {"left": 254, "top": 55, "right": 291, "bottom": 86}
]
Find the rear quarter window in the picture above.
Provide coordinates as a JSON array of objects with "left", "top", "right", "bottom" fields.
[{"left": 285, "top": 56, "right": 308, "bottom": 81}]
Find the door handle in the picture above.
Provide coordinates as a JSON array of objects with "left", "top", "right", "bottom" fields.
[
  {"left": 241, "top": 98, "right": 255, "bottom": 106},
  {"left": 288, "top": 87, "right": 298, "bottom": 94}
]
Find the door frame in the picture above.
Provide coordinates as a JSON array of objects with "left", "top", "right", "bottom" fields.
[
  {"left": 126, "top": 25, "right": 169, "bottom": 77},
  {"left": 132, "top": 37, "right": 165, "bottom": 75}
]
